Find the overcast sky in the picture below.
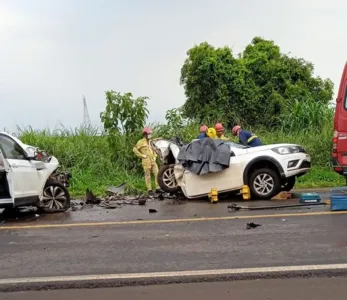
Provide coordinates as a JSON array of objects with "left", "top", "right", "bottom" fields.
[{"left": 0, "top": 0, "right": 346, "bottom": 132}]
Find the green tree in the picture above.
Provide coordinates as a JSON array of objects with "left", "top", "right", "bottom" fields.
[
  {"left": 180, "top": 42, "right": 242, "bottom": 125},
  {"left": 100, "top": 91, "right": 149, "bottom": 169},
  {"left": 100, "top": 91, "right": 149, "bottom": 135},
  {"left": 180, "top": 37, "right": 334, "bottom": 129}
]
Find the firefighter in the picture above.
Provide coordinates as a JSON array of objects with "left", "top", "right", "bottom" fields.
[
  {"left": 232, "top": 125, "right": 262, "bottom": 147},
  {"left": 197, "top": 125, "right": 208, "bottom": 139},
  {"left": 215, "top": 123, "right": 228, "bottom": 140},
  {"left": 133, "top": 127, "right": 163, "bottom": 195}
]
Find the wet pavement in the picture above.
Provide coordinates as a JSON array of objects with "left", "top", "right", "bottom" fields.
[
  {"left": 2, "top": 190, "right": 346, "bottom": 292},
  {"left": 0, "top": 191, "right": 332, "bottom": 225}
]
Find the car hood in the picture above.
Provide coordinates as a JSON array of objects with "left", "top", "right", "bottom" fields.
[
  {"left": 153, "top": 139, "right": 305, "bottom": 160},
  {"left": 243, "top": 143, "right": 301, "bottom": 153}
]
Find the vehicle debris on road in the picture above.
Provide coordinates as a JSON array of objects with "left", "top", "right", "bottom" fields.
[
  {"left": 106, "top": 183, "right": 126, "bottom": 195},
  {"left": 71, "top": 184, "right": 184, "bottom": 212},
  {"left": 228, "top": 202, "right": 328, "bottom": 211},
  {"left": 246, "top": 222, "right": 261, "bottom": 230}
]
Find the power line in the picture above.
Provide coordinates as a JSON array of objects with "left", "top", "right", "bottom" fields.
[{"left": 82, "top": 96, "right": 92, "bottom": 126}]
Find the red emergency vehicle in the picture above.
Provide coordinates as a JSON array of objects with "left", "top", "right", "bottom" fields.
[{"left": 332, "top": 62, "right": 347, "bottom": 178}]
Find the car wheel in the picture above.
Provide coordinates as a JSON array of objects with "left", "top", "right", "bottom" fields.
[
  {"left": 157, "top": 164, "right": 180, "bottom": 193},
  {"left": 37, "top": 179, "right": 71, "bottom": 213},
  {"left": 249, "top": 168, "right": 281, "bottom": 200},
  {"left": 282, "top": 177, "right": 296, "bottom": 192}
]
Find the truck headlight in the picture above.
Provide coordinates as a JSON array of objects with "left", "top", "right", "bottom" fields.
[{"left": 272, "top": 146, "right": 300, "bottom": 155}]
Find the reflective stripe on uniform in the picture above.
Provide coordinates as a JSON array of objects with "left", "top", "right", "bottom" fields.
[{"left": 247, "top": 135, "right": 258, "bottom": 144}]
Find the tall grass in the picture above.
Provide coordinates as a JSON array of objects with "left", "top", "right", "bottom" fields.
[
  {"left": 16, "top": 113, "right": 344, "bottom": 198},
  {"left": 18, "top": 126, "right": 144, "bottom": 196},
  {"left": 13, "top": 101, "right": 341, "bottom": 196},
  {"left": 280, "top": 99, "right": 334, "bottom": 134}
]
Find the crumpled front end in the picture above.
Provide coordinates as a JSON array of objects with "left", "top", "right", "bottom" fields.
[{"left": 152, "top": 139, "right": 180, "bottom": 164}]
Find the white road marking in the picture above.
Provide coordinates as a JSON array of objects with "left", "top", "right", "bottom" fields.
[{"left": 1, "top": 264, "right": 347, "bottom": 285}]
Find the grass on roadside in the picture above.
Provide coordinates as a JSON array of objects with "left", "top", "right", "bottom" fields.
[
  {"left": 17, "top": 124, "right": 342, "bottom": 197},
  {"left": 296, "top": 167, "right": 345, "bottom": 188}
]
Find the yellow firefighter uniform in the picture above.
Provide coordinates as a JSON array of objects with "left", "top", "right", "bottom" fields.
[
  {"left": 133, "top": 138, "right": 159, "bottom": 191},
  {"left": 217, "top": 134, "right": 228, "bottom": 140}
]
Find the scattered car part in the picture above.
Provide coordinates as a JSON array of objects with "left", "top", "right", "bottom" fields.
[
  {"left": 99, "top": 202, "right": 119, "bottom": 209},
  {"left": 106, "top": 183, "right": 126, "bottom": 195},
  {"left": 138, "top": 199, "right": 147, "bottom": 205},
  {"left": 246, "top": 222, "right": 261, "bottom": 230},
  {"left": 85, "top": 189, "right": 101, "bottom": 204},
  {"left": 228, "top": 202, "right": 327, "bottom": 211},
  {"left": 149, "top": 208, "right": 158, "bottom": 213}
]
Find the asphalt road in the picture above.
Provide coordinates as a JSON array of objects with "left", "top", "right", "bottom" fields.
[
  {"left": 1, "top": 194, "right": 347, "bottom": 292},
  {"left": 3, "top": 278, "right": 347, "bottom": 300}
]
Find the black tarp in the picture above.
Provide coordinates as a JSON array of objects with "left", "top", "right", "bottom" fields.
[{"left": 177, "top": 138, "right": 231, "bottom": 175}]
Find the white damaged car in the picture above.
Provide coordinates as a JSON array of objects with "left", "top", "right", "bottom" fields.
[
  {"left": 0, "top": 132, "right": 71, "bottom": 212},
  {"left": 152, "top": 138, "right": 311, "bottom": 200}
]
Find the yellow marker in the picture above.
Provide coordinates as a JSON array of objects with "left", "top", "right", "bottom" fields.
[
  {"left": 241, "top": 185, "right": 250, "bottom": 200},
  {"left": 209, "top": 188, "right": 218, "bottom": 203}
]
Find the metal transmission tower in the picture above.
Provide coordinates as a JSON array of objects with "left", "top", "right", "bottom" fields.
[{"left": 82, "top": 96, "right": 92, "bottom": 126}]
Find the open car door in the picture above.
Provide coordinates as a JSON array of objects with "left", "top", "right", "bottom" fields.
[
  {"left": 0, "top": 134, "right": 41, "bottom": 207},
  {"left": 0, "top": 148, "right": 13, "bottom": 208}
]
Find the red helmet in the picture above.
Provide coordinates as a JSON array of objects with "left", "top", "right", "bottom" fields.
[
  {"left": 215, "top": 123, "right": 224, "bottom": 132},
  {"left": 200, "top": 125, "right": 208, "bottom": 133},
  {"left": 232, "top": 125, "right": 241, "bottom": 136},
  {"left": 142, "top": 127, "right": 152, "bottom": 134}
]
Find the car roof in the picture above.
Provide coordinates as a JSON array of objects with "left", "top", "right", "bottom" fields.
[{"left": 0, "top": 132, "right": 34, "bottom": 150}]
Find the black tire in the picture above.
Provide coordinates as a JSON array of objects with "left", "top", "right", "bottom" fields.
[
  {"left": 37, "top": 179, "right": 71, "bottom": 213},
  {"left": 282, "top": 177, "right": 296, "bottom": 192},
  {"left": 249, "top": 168, "right": 281, "bottom": 200},
  {"left": 157, "top": 164, "right": 180, "bottom": 193}
]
